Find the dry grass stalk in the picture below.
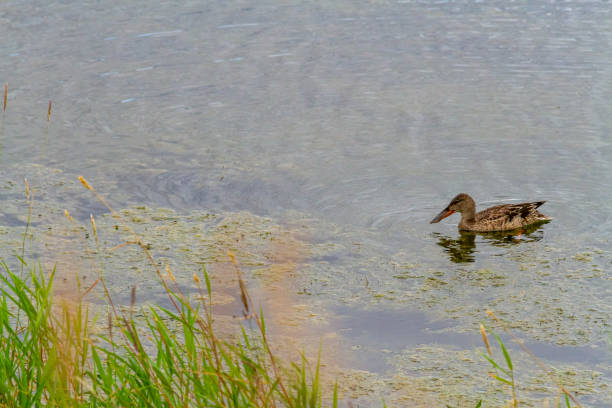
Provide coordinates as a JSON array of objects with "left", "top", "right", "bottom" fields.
[
  {"left": 80, "top": 277, "right": 101, "bottom": 299},
  {"left": 21, "top": 178, "right": 34, "bottom": 272},
  {"left": 165, "top": 264, "right": 176, "bottom": 282},
  {"left": 64, "top": 205, "right": 120, "bottom": 330},
  {"left": 227, "top": 250, "right": 293, "bottom": 407},
  {"left": 76, "top": 176, "right": 184, "bottom": 331},
  {"left": 90, "top": 214, "right": 99, "bottom": 248},
  {"left": 64, "top": 209, "right": 74, "bottom": 222},
  {"left": 107, "top": 308, "right": 113, "bottom": 343}
]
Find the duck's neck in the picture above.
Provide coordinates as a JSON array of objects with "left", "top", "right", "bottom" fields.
[{"left": 460, "top": 203, "right": 476, "bottom": 225}]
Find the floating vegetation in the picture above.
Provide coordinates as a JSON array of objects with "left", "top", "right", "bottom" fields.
[{"left": 0, "top": 167, "right": 608, "bottom": 406}]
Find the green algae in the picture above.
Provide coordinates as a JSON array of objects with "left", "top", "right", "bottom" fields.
[
  {"left": 0, "top": 165, "right": 609, "bottom": 406},
  {"left": 297, "top": 214, "right": 611, "bottom": 347},
  {"left": 382, "top": 344, "right": 612, "bottom": 408}
]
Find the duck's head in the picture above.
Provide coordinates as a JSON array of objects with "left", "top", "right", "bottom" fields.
[{"left": 430, "top": 193, "right": 475, "bottom": 223}]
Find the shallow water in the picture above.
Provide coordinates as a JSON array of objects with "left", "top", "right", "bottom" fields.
[{"left": 1, "top": 0, "right": 611, "bottom": 406}]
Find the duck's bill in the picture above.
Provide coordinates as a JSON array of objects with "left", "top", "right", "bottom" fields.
[{"left": 430, "top": 209, "right": 454, "bottom": 224}]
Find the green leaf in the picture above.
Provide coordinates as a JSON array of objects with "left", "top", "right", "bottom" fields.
[
  {"left": 492, "top": 375, "right": 513, "bottom": 386},
  {"left": 499, "top": 341, "right": 513, "bottom": 372},
  {"left": 203, "top": 266, "right": 212, "bottom": 299},
  {"left": 332, "top": 382, "right": 338, "bottom": 408},
  {"left": 480, "top": 352, "right": 511, "bottom": 377}
]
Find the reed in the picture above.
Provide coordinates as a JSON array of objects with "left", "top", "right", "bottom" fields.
[
  {"left": 0, "top": 175, "right": 589, "bottom": 408},
  {"left": 0, "top": 256, "right": 335, "bottom": 407},
  {"left": 480, "top": 311, "right": 582, "bottom": 408},
  {"left": 3, "top": 175, "right": 338, "bottom": 407}
]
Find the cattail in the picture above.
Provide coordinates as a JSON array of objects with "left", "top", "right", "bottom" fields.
[
  {"left": 130, "top": 286, "right": 136, "bottom": 308},
  {"left": 78, "top": 176, "right": 93, "bottom": 191},
  {"left": 3, "top": 83, "right": 7, "bottom": 112},
  {"left": 480, "top": 324, "right": 492, "bottom": 356},
  {"left": 47, "top": 100, "right": 52, "bottom": 121},
  {"left": 64, "top": 209, "right": 74, "bottom": 222},
  {"left": 25, "top": 178, "right": 30, "bottom": 200}
]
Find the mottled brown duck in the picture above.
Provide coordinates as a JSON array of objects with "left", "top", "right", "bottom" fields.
[{"left": 430, "top": 193, "right": 551, "bottom": 232}]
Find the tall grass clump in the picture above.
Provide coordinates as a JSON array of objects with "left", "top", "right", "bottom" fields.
[
  {"left": 0, "top": 257, "right": 335, "bottom": 407},
  {"left": 0, "top": 260, "right": 90, "bottom": 406},
  {"left": 0, "top": 175, "right": 336, "bottom": 407}
]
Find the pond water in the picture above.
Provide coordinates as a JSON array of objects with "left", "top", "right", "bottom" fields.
[{"left": 1, "top": 0, "right": 611, "bottom": 406}]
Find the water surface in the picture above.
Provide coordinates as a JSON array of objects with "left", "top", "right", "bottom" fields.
[{"left": 1, "top": 0, "right": 611, "bottom": 406}]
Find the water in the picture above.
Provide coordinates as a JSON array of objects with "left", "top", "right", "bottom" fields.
[{"left": 1, "top": 0, "right": 611, "bottom": 405}]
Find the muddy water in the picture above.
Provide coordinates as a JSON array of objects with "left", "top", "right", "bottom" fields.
[{"left": 1, "top": 0, "right": 612, "bottom": 406}]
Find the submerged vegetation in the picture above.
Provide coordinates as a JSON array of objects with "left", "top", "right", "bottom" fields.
[
  {"left": 0, "top": 175, "right": 334, "bottom": 407},
  {"left": 0, "top": 175, "right": 591, "bottom": 407}
]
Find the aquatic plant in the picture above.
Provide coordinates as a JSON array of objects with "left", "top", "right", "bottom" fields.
[
  {"left": 480, "top": 311, "right": 582, "bottom": 408},
  {"left": 0, "top": 175, "right": 590, "bottom": 407},
  {"left": 0, "top": 257, "right": 335, "bottom": 407},
  {"left": 0, "top": 176, "right": 337, "bottom": 407}
]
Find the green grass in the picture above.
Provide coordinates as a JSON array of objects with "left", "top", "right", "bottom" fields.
[
  {"left": 0, "top": 175, "right": 337, "bottom": 407},
  {"left": 0, "top": 175, "right": 587, "bottom": 408},
  {"left": 0, "top": 257, "right": 585, "bottom": 408},
  {"left": 0, "top": 258, "right": 335, "bottom": 408}
]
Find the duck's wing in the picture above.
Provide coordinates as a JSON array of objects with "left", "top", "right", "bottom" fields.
[{"left": 475, "top": 201, "right": 548, "bottom": 231}]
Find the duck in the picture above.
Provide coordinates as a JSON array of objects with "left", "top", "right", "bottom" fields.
[{"left": 430, "top": 193, "right": 551, "bottom": 232}]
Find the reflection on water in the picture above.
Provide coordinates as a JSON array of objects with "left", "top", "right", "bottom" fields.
[
  {"left": 434, "top": 223, "right": 547, "bottom": 263},
  {"left": 434, "top": 231, "right": 476, "bottom": 263}
]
